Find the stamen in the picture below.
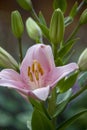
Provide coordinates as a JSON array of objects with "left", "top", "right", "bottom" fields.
[
  {"left": 35, "top": 70, "right": 39, "bottom": 81},
  {"left": 28, "top": 67, "right": 33, "bottom": 82},
  {"left": 28, "top": 66, "right": 30, "bottom": 76},
  {"left": 28, "top": 60, "right": 44, "bottom": 82},
  {"left": 38, "top": 63, "right": 44, "bottom": 75},
  {"left": 32, "top": 63, "right": 34, "bottom": 72}
]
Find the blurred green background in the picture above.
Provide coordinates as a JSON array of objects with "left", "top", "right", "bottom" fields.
[{"left": 0, "top": 0, "right": 87, "bottom": 130}]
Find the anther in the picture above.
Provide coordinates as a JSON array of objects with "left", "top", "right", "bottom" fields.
[
  {"left": 35, "top": 70, "right": 39, "bottom": 81},
  {"left": 28, "top": 67, "right": 33, "bottom": 82},
  {"left": 38, "top": 63, "right": 44, "bottom": 75}
]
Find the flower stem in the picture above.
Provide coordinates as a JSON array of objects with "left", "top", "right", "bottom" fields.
[
  {"left": 48, "top": 87, "right": 57, "bottom": 128},
  {"left": 18, "top": 38, "right": 23, "bottom": 63},
  {"left": 31, "top": 8, "right": 40, "bottom": 23},
  {"left": 69, "top": 84, "right": 87, "bottom": 102},
  {"left": 66, "top": 23, "right": 81, "bottom": 43}
]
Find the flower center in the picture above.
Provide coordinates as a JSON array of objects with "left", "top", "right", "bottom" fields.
[{"left": 27, "top": 60, "right": 44, "bottom": 82}]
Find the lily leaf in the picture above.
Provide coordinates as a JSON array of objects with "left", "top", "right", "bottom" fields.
[
  {"left": 29, "top": 97, "right": 50, "bottom": 119},
  {"left": 31, "top": 109, "right": 54, "bottom": 130},
  {"left": 78, "top": 71, "right": 87, "bottom": 87},
  {"left": 38, "top": 23, "right": 50, "bottom": 40},
  {"left": 69, "top": 2, "right": 78, "bottom": 18},
  {"left": 56, "top": 109, "right": 87, "bottom": 130},
  {"left": 53, "top": 89, "right": 72, "bottom": 117},
  {"left": 58, "top": 38, "right": 79, "bottom": 59},
  {"left": 53, "top": 0, "right": 67, "bottom": 13},
  {"left": 57, "top": 71, "right": 78, "bottom": 93},
  {"left": 39, "top": 11, "right": 47, "bottom": 26}
]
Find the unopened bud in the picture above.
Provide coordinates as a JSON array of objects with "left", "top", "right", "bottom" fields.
[
  {"left": 26, "top": 17, "right": 42, "bottom": 42},
  {"left": 78, "top": 48, "right": 87, "bottom": 71},
  {"left": 11, "top": 10, "right": 24, "bottom": 38},
  {"left": 79, "top": 8, "right": 87, "bottom": 25},
  {"left": 0, "top": 47, "right": 19, "bottom": 70},
  {"left": 49, "top": 8, "right": 65, "bottom": 45},
  {"left": 16, "top": 0, "right": 32, "bottom": 11}
]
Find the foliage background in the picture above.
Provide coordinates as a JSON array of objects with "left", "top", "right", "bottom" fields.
[{"left": 0, "top": 0, "right": 87, "bottom": 129}]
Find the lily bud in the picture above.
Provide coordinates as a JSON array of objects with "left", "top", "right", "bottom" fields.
[
  {"left": 16, "top": 0, "right": 32, "bottom": 11},
  {"left": 49, "top": 8, "right": 65, "bottom": 45},
  {"left": 79, "top": 8, "right": 87, "bottom": 25},
  {"left": 11, "top": 10, "right": 24, "bottom": 38},
  {"left": 78, "top": 48, "right": 87, "bottom": 71},
  {"left": 0, "top": 47, "right": 19, "bottom": 70},
  {"left": 26, "top": 17, "right": 42, "bottom": 42}
]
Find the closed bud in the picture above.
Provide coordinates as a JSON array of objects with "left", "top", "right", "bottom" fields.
[
  {"left": 79, "top": 8, "right": 87, "bottom": 25},
  {"left": 49, "top": 8, "right": 65, "bottom": 45},
  {"left": 26, "top": 17, "right": 42, "bottom": 42},
  {"left": 11, "top": 10, "right": 24, "bottom": 38},
  {"left": 16, "top": 0, "right": 32, "bottom": 11},
  {"left": 78, "top": 48, "right": 87, "bottom": 71},
  {"left": 0, "top": 47, "right": 19, "bottom": 70}
]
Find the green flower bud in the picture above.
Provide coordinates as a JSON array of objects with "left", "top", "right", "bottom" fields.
[
  {"left": 0, "top": 47, "right": 19, "bottom": 70},
  {"left": 78, "top": 48, "right": 87, "bottom": 71},
  {"left": 26, "top": 17, "right": 42, "bottom": 42},
  {"left": 79, "top": 8, "right": 87, "bottom": 25},
  {"left": 11, "top": 10, "right": 24, "bottom": 38},
  {"left": 16, "top": 0, "right": 32, "bottom": 11},
  {"left": 49, "top": 8, "right": 65, "bottom": 45}
]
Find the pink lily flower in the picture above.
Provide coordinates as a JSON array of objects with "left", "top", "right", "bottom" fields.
[{"left": 0, "top": 44, "right": 78, "bottom": 101}]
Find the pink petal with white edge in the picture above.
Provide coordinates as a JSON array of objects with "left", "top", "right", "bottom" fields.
[
  {"left": 30, "top": 85, "right": 50, "bottom": 101},
  {"left": 46, "top": 63, "right": 79, "bottom": 88}
]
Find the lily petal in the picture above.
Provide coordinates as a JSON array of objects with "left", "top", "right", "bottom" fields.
[
  {"left": 30, "top": 85, "right": 50, "bottom": 101},
  {"left": 20, "top": 44, "right": 55, "bottom": 87},
  {"left": 0, "top": 69, "right": 25, "bottom": 89},
  {"left": 45, "top": 63, "right": 79, "bottom": 88}
]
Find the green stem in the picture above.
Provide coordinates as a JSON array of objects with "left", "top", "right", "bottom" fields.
[
  {"left": 66, "top": 23, "right": 81, "bottom": 43},
  {"left": 69, "top": 84, "right": 87, "bottom": 102},
  {"left": 48, "top": 87, "right": 57, "bottom": 128},
  {"left": 18, "top": 38, "right": 23, "bottom": 63},
  {"left": 31, "top": 8, "right": 40, "bottom": 23},
  {"left": 52, "top": 44, "right": 58, "bottom": 60}
]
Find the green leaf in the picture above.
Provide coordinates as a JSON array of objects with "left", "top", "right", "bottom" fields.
[
  {"left": 69, "top": 2, "right": 78, "bottom": 18},
  {"left": 78, "top": 71, "right": 87, "bottom": 87},
  {"left": 57, "top": 109, "right": 87, "bottom": 130},
  {"left": 29, "top": 97, "right": 50, "bottom": 119},
  {"left": 58, "top": 38, "right": 79, "bottom": 58},
  {"left": 64, "top": 16, "right": 73, "bottom": 27},
  {"left": 38, "top": 23, "right": 50, "bottom": 40},
  {"left": 53, "top": 0, "right": 67, "bottom": 13},
  {"left": 55, "top": 57, "right": 63, "bottom": 66},
  {"left": 58, "top": 71, "right": 78, "bottom": 93},
  {"left": 39, "top": 11, "right": 47, "bottom": 26},
  {"left": 31, "top": 109, "right": 54, "bottom": 130},
  {"left": 53, "top": 89, "right": 72, "bottom": 117},
  {"left": 56, "top": 89, "right": 72, "bottom": 104}
]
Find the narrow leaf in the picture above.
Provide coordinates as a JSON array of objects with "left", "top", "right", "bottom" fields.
[
  {"left": 39, "top": 11, "right": 47, "bottom": 26},
  {"left": 58, "top": 71, "right": 78, "bottom": 93},
  {"left": 29, "top": 97, "right": 50, "bottom": 119},
  {"left": 53, "top": 0, "right": 67, "bottom": 13},
  {"left": 57, "top": 109, "right": 87, "bottom": 130},
  {"left": 38, "top": 23, "right": 50, "bottom": 40},
  {"left": 58, "top": 38, "right": 79, "bottom": 58},
  {"left": 69, "top": 2, "right": 78, "bottom": 18},
  {"left": 32, "top": 109, "right": 54, "bottom": 130}
]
